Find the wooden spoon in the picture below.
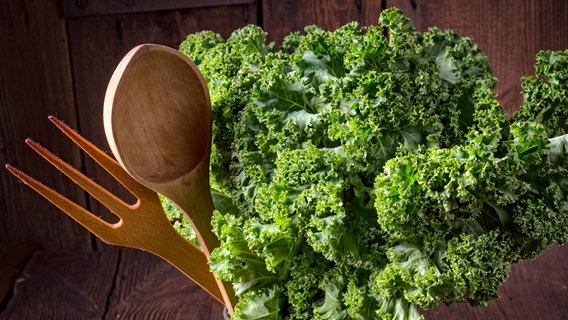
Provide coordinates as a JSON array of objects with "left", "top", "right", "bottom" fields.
[{"left": 103, "top": 44, "right": 235, "bottom": 314}]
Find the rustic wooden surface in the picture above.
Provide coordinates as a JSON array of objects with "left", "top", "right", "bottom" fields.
[
  {"left": 0, "top": 247, "right": 118, "bottom": 319},
  {"left": 0, "top": 246, "right": 224, "bottom": 319},
  {"left": 62, "top": 0, "right": 256, "bottom": 17},
  {"left": 0, "top": 0, "right": 92, "bottom": 251},
  {"left": 1, "top": 0, "right": 567, "bottom": 319},
  {"left": 0, "top": 242, "right": 38, "bottom": 306}
]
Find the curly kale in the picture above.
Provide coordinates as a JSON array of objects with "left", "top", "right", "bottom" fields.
[{"left": 176, "top": 7, "right": 568, "bottom": 319}]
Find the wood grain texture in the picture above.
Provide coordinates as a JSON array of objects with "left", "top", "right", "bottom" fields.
[
  {"left": 66, "top": 4, "right": 257, "bottom": 232},
  {"left": 0, "top": 242, "right": 38, "bottom": 307},
  {"left": 62, "top": 0, "right": 256, "bottom": 17},
  {"left": 0, "top": 249, "right": 118, "bottom": 320},
  {"left": 262, "top": 0, "right": 383, "bottom": 44},
  {"left": 105, "top": 249, "right": 224, "bottom": 319},
  {"left": 388, "top": 0, "right": 568, "bottom": 115},
  {"left": 0, "top": 248, "right": 224, "bottom": 320},
  {"left": 0, "top": 0, "right": 92, "bottom": 251}
]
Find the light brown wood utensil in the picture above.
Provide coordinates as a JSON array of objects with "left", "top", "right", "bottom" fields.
[
  {"left": 5, "top": 116, "right": 224, "bottom": 304},
  {"left": 103, "top": 44, "right": 236, "bottom": 314}
]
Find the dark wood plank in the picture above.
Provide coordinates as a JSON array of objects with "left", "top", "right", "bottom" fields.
[
  {"left": 63, "top": 0, "right": 256, "bottom": 17},
  {"left": 388, "top": 0, "right": 568, "bottom": 115},
  {"left": 66, "top": 4, "right": 258, "bottom": 230},
  {"left": 0, "top": 249, "right": 119, "bottom": 320},
  {"left": 0, "top": 242, "right": 39, "bottom": 307},
  {"left": 0, "top": 0, "right": 92, "bottom": 251},
  {"left": 105, "top": 249, "right": 224, "bottom": 319},
  {"left": 0, "top": 248, "right": 224, "bottom": 319},
  {"left": 262, "top": 0, "right": 383, "bottom": 44}
]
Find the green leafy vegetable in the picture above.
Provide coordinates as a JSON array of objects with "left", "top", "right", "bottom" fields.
[
  {"left": 174, "top": 7, "right": 568, "bottom": 319},
  {"left": 160, "top": 194, "right": 199, "bottom": 247}
]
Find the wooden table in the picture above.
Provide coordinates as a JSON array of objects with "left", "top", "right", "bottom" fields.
[
  {"left": 1, "top": 243, "right": 566, "bottom": 319},
  {"left": 0, "top": 245, "right": 224, "bottom": 319}
]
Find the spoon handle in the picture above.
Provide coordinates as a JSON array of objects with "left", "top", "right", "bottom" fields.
[
  {"left": 178, "top": 191, "right": 219, "bottom": 257},
  {"left": 168, "top": 188, "right": 237, "bottom": 315}
]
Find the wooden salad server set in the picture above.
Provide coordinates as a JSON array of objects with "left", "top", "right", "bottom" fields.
[{"left": 5, "top": 44, "right": 236, "bottom": 315}]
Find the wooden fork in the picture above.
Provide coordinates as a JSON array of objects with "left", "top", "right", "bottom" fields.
[{"left": 5, "top": 116, "right": 224, "bottom": 304}]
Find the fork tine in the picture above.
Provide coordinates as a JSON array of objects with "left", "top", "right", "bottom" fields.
[
  {"left": 5, "top": 164, "right": 121, "bottom": 244},
  {"left": 25, "top": 138, "right": 132, "bottom": 220},
  {"left": 48, "top": 116, "right": 150, "bottom": 198}
]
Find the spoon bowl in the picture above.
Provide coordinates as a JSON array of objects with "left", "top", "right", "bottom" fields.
[
  {"left": 103, "top": 44, "right": 235, "bottom": 314},
  {"left": 105, "top": 45, "right": 210, "bottom": 185}
]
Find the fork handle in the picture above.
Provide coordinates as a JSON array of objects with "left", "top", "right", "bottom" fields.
[{"left": 141, "top": 224, "right": 225, "bottom": 304}]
